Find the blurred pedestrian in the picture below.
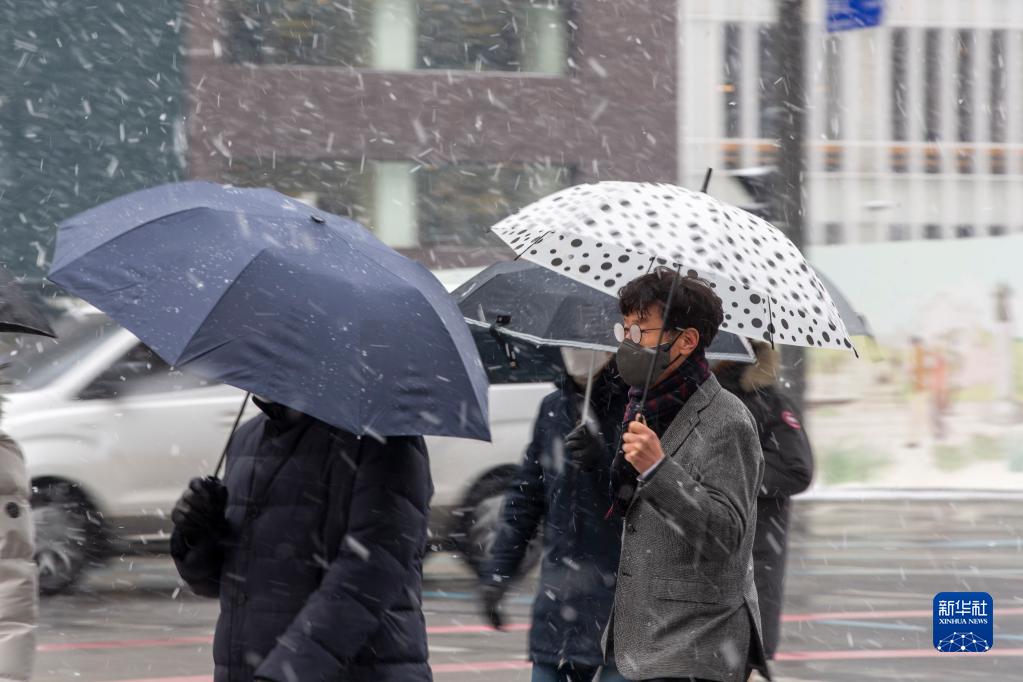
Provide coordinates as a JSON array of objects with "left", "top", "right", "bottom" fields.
[
  {"left": 0, "top": 374, "right": 36, "bottom": 682},
  {"left": 171, "top": 396, "right": 433, "bottom": 682},
  {"left": 906, "top": 337, "right": 929, "bottom": 447},
  {"left": 714, "top": 342, "right": 814, "bottom": 661},
  {"left": 605, "top": 269, "right": 769, "bottom": 682},
  {"left": 479, "top": 348, "right": 629, "bottom": 682},
  {"left": 930, "top": 345, "right": 950, "bottom": 440}
]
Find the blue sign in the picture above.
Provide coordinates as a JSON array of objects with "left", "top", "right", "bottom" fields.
[
  {"left": 826, "top": 0, "right": 884, "bottom": 33},
  {"left": 933, "top": 592, "right": 994, "bottom": 653}
]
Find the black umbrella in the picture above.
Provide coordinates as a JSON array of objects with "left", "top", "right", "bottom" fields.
[
  {"left": 0, "top": 265, "right": 55, "bottom": 337},
  {"left": 452, "top": 260, "right": 754, "bottom": 362},
  {"left": 815, "top": 271, "right": 872, "bottom": 337}
]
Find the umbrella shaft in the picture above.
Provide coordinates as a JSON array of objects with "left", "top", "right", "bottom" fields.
[{"left": 214, "top": 393, "right": 251, "bottom": 478}]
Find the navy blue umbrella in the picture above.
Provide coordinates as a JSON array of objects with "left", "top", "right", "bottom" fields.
[{"left": 49, "top": 181, "right": 490, "bottom": 441}]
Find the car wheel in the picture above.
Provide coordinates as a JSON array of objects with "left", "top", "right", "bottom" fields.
[
  {"left": 31, "top": 481, "right": 100, "bottom": 595},
  {"left": 457, "top": 471, "right": 542, "bottom": 578}
]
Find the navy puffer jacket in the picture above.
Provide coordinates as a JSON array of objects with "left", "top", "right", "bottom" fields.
[
  {"left": 483, "top": 369, "right": 628, "bottom": 668},
  {"left": 172, "top": 405, "right": 433, "bottom": 682}
]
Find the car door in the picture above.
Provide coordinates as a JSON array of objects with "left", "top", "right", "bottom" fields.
[{"left": 77, "top": 342, "right": 255, "bottom": 537}]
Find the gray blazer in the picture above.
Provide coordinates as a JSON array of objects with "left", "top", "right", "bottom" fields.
[{"left": 605, "top": 374, "right": 770, "bottom": 682}]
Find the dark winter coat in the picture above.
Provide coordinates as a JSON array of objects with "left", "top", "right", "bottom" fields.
[
  {"left": 171, "top": 404, "right": 434, "bottom": 682},
  {"left": 483, "top": 369, "right": 629, "bottom": 668},
  {"left": 716, "top": 344, "right": 814, "bottom": 659}
]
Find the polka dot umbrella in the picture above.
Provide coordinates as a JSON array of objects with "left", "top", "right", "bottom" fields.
[{"left": 491, "top": 181, "right": 855, "bottom": 352}]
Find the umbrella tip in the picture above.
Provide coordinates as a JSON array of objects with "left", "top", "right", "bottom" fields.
[{"left": 311, "top": 214, "right": 326, "bottom": 224}]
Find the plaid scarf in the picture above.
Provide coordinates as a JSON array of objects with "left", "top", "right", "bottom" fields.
[
  {"left": 609, "top": 350, "right": 710, "bottom": 517},
  {"left": 621, "top": 350, "right": 711, "bottom": 437}
]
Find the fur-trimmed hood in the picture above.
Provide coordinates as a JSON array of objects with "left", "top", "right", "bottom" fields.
[{"left": 714, "top": 341, "right": 780, "bottom": 394}]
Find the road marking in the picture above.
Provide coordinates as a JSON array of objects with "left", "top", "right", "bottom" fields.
[
  {"left": 39, "top": 608, "right": 1023, "bottom": 655},
  {"left": 38, "top": 636, "right": 213, "bottom": 652},
  {"left": 783, "top": 606, "right": 1023, "bottom": 622},
  {"left": 432, "top": 660, "right": 533, "bottom": 673},
  {"left": 429, "top": 645, "right": 470, "bottom": 653},
  {"left": 427, "top": 623, "right": 530, "bottom": 635},
  {"left": 89, "top": 649, "right": 1023, "bottom": 682},
  {"left": 776, "top": 647, "right": 1023, "bottom": 661},
  {"left": 424, "top": 589, "right": 534, "bottom": 604},
  {"left": 37, "top": 624, "right": 529, "bottom": 653},
  {"left": 815, "top": 619, "right": 926, "bottom": 631}
]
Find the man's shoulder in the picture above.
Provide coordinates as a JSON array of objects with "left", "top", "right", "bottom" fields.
[{"left": 703, "top": 383, "right": 758, "bottom": 434}]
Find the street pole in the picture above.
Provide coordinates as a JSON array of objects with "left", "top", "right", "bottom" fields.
[{"left": 772, "top": 0, "right": 809, "bottom": 412}]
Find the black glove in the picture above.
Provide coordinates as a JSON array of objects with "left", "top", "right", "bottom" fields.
[
  {"left": 564, "top": 422, "right": 606, "bottom": 472},
  {"left": 479, "top": 583, "right": 506, "bottom": 630},
  {"left": 171, "top": 476, "right": 228, "bottom": 538}
]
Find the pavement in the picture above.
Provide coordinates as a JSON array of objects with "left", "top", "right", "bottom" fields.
[{"left": 33, "top": 498, "right": 1023, "bottom": 682}]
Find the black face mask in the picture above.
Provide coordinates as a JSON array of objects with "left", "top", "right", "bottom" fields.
[{"left": 615, "top": 336, "right": 681, "bottom": 389}]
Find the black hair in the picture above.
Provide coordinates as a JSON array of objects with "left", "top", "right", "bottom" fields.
[{"left": 618, "top": 267, "right": 724, "bottom": 352}]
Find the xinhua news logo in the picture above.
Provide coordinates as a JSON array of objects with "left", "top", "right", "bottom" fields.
[{"left": 933, "top": 592, "right": 994, "bottom": 653}]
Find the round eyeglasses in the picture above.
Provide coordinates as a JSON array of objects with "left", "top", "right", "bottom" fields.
[{"left": 613, "top": 322, "right": 666, "bottom": 344}]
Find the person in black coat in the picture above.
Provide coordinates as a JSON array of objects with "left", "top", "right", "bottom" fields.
[
  {"left": 479, "top": 349, "right": 629, "bottom": 682},
  {"left": 714, "top": 342, "right": 814, "bottom": 661},
  {"left": 171, "top": 397, "right": 433, "bottom": 682}
]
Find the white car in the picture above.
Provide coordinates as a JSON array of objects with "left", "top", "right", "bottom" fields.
[{"left": 1, "top": 304, "right": 556, "bottom": 593}]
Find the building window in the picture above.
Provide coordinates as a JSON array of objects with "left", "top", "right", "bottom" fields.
[
  {"left": 824, "top": 222, "right": 844, "bottom": 245},
  {"left": 923, "top": 28, "right": 943, "bottom": 174},
  {"left": 955, "top": 224, "right": 975, "bottom": 238},
  {"left": 723, "top": 23, "right": 742, "bottom": 139},
  {"left": 990, "top": 30, "right": 1007, "bottom": 174},
  {"left": 223, "top": 0, "right": 374, "bottom": 67},
  {"left": 888, "top": 223, "right": 910, "bottom": 241},
  {"left": 823, "top": 35, "right": 842, "bottom": 171},
  {"left": 417, "top": 0, "right": 569, "bottom": 74},
  {"left": 757, "top": 24, "right": 776, "bottom": 138},
  {"left": 955, "top": 30, "right": 974, "bottom": 173},
  {"left": 757, "top": 24, "right": 778, "bottom": 165},
  {"left": 989, "top": 224, "right": 1007, "bottom": 237},
  {"left": 890, "top": 28, "right": 909, "bottom": 172},
  {"left": 223, "top": 0, "right": 571, "bottom": 74},
  {"left": 924, "top": 224, "right": 942, "bottom": 240},
  {"left": 924, "top": 29, "right": 942, "bottom": 143},
  {"left": 219, "top": 157, "right": 571, "bottom": 265},
  {"left": 220, "top": 157, "right": 374, "bottom": 224},
  {"left": 416, "top": 162, "right": 570, "bottom": 248}
]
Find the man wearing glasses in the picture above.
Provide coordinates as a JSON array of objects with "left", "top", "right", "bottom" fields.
[{"left": 602, "top": 268, "right": 770, "bottom": 682}]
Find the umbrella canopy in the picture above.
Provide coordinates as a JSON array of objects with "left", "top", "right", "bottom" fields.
[
  {"left": 491, "top": 182, "right": 854, "bottom": 352},
  {"left": 453, "top": 260, "right": 754, "bottom": 362},
  {"left": 49, "top": 181, "right": 490, "bottom": 441},
  {"left": 0, "top": 266, "right": 56, "bottom": 337}
]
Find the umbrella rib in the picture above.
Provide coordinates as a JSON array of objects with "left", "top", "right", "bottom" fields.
[
  {"left": 512, "top": 230, "right": 553, "bottom": 260},
  {"left": 170, "top": 247, "right": 271, "bottom": 367}
]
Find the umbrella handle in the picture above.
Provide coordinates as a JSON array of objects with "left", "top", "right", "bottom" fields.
[{"left": 213, "top": 392, "right": 251, "bottom": 479}]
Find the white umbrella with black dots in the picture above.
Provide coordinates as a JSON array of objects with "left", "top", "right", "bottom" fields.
[{"left": 491, "top": 181, "right": 855, "bottom": 352}]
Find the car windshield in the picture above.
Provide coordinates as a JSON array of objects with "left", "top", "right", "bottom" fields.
[{"left": 1, "top": 314, "right": 117, "bottom": 393}]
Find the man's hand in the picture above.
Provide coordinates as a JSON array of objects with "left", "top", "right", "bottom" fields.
[
  {"left": 478, "top": 584, "right": 506, "bottom": 630},
  {"left": 564, "top": 422, "right": 605, "bottom": 472},
  {"left": 622, "top": 419, "right": 664, "bottom": 476},
  {"left": 171, "top": 476, "right": 228, "bottom": 537}
]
